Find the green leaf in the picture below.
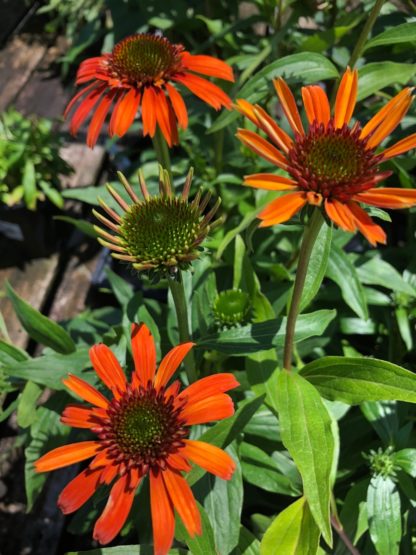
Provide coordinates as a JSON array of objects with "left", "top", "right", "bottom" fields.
[
  {"left": 5, "top": 282, "right": 76, "bottom": 354},
  {"left": 230, "top": 526, "right": 261, "bottom": 555},
  {"left": 188, "top": 394, "right": 265, "bottom": 486},
  {"left": 241, "top": 442, "right": 300, "bottom": 496},
  {"left": 276, "top": 372, "right": 334, "bottom": 545},
  {"left": 22, "top": 159, "right": 37, "bottom": 210},
  {"left": 367, "top": 475, "right": 401, "bottom": 555},
  {"left": 364, "top": 22, "right": 416, "bottom": 50},
  {"left": 3, "top": 347, "right": 91, "bottom": 389},
  {"left": 260, "top": 497, "right": 321, "bottom": 555},
  {"left": 67, "top": 548, "right": 188, "bottom": 555},
  {"left": 0, "top": 338, "right": 29, "bottom": 362},
  {"left": 175, "top": 502, "right": 217, "bottom": 555},
  {"left": 54, "top": 216, "right": 97, "bottom": 238},
  {"left": 357, "top": 258, "right": 415, "bottom": 296},
  {"left": 246, "top": 349, "right": 279, "bottom": 414},
  {"left": 357, "top": 62, "right": 416, "bottom": 100},
  {"left": 197, "top": 444, "right": 243, "bottom": 554},
  {"left": 300, "top": 223, "right": 332, "bottom": 312},
  {"left": 210, "top": 53, "right": 339, "bottom": 133},
  {"left": 105, "top": 267, "right": 134, "bottom": 308},
  {"left": 198, "top": 310, "right": 336, "bottom": 355},
  {"left": 394, "top": 448, "right": 416, "bottom": 477},
  {"left": 16, "top": 381, "right": 42, "bottom": 428},
  {"left": 326, "top": 245, "right": 368, "bottom": 320},
  {"left": 39, "top": 180, "right": 64, "bottom": 208},
  {"left": 300, "top": 356, "right": 416, "bottom": 404}
]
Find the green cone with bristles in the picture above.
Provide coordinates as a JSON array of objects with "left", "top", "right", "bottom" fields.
[
  {"left": 93, "top": 166, "right": 222, "bottom": 275},
  {"left": 213, "top": 289, "right": 252, "bottom": 328}
]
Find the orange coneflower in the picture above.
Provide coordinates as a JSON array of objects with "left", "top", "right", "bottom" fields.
[
  {"left": 236, "top": 68, "right": 416, "bottom": 245},
  {"left": 35, "top": 323, "right": 238, "bottom": 554},
  {"left": 65, "top": 33, "right": 234, "bottom": 148}
]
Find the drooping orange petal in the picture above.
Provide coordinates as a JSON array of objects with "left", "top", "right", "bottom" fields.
[
  {"left": 35, "top": 441, "right": 100, "bottom": 472},
  {"left": 89, "top": 449, "right": 114, "bottom": 470},
  {"left": 174, "top": 73, "right": 232, "bottom": 110},
  {"left": 167, "top": 453, "right": 192, "bottom": 472},
  {"left": 86, "top": 90, "right": 116, "bottom": 148},
  {"left": 301, "top": 85, "right": 330, "bottom": 126},
  {"left": 141, "top": 86, "right": 157, "bottom": 137},
  {"left": 324, "top": 198, "right": 356, "bottom": 232},
  {"left": 244, "top": 173, "right": 297, "bottom": 190},
  {"left": 63, "top": 374, "right": 109, "bottom": 409},
  {"left": 58, "top": 467, "right": 103, "bottom": 514},
  {"left": 366, "top": 93, "right": 413, "bottom": 149},
  {"left": 273, "top": 78, "right": 305, "bottom": 136},
  {"left": 131, "top": 323, "right": 156, "bottom": 387},
  {"left": 165, "top": 83, "right": 188, "bottom": 129},
  {"left": 64, "top": 82, "right": 98, "bottom": 118},
  {"left": 178, "top": 373, "right": 239, "bottom": 405},
  {"left": 346, "top": 202, "right": 386, "bottom": 246},
  {"left": 89, "top": 344, "right": 126, "bottom": 397},
  {"left": 181, "top": 393, "right": 234, "bottom": 425},
  {"left": 235, "top": 99, "right": 261, "bottom": 126},
  {"left": 258, "top": 191, "right": 307, "bottom": 227},
  {"left": 353, "top": 188, "right": 416, "bottom": 208},
  {"left": 253, "top": 105, "right": 293, "bottom": 154},
  {"left": 150, "top": 471, "right": 175, "bottom": 555},
  {"left": 162, "top": 468, "right": 201, "bottom": 537},
  {"left": 381, "top": 132, "right": 416, "bottom": 160},
  {"left": 61, "top": 404, "right": 105, "bottom": 429},
  {"left": 154, "top": 88, "right": 178, "bottom": 147},
  {"left": 93, "top": 473, "right": 140, "bottom": 545},
  {"left": 181, "top": 52, "right": 234, "bottom": 81},
  {"left": 182, "top": 440, "right": 236, "bottom": 480},
  {"left": 69, "top": 85, "right": 106, "bottom": 135},
  {"left": 360, "top": 88, "right": 412, "bottom": 140},
  {"left": 236, "top": 129, "right": 289, "bottom": 169},
  {"left": 334, "top": 67, "right": 358, "bottom": 128},
  {"left": 154, "top": 342, "right": 195, "bottom": 390},
  {"left": 111, "top": 88, "right": 141, "bottom": 137}
]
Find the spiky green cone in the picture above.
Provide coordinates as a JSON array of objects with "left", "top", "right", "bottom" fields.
[
  {"left": 93, "top": 166, "right": 222, "bottom": 275},
  {"left": 213, "top": 289, "right": 252, "bottom": 329}
]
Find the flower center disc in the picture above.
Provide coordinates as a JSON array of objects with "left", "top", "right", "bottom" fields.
[
  {"left": 288, "top": 122, "right": 377, "bottom": 199},
  {"left": 111, "top": 34, "right": 183, "bottom": 83},
  {"left": 120, "top": 197, "right": 202, "bottom": 267}
]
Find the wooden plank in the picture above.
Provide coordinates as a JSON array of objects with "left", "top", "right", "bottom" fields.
[
  {"left": 60, "top": 143, "right": 106, "bottom": 189},
  {"left": 0, "top": 256, "right": 59, "bottom": 348},
  {"left": 0, "top": 35, "right": 46, "bottom": 111}
]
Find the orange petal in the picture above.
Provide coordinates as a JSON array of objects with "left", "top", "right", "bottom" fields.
[
  {"left": 174, "top": 73, "right": 232, "bottom": 110},
  {"left": 154, "top": 88, "right": 178, "bottom": 147},
  {"left": 178, "top": 373, "right": 239, "bottom": 405},
  {"left": 301, "top": 85, "right": 330, "bottom": 126},
  {"left": 244, "top": 173, "right": 297, "bottom": 190},
  {"left": 366, "top": 93, "right": 413, "bottom": 149},
  {"left": 165, "top": 83, "right": 188, "bottom": 129},
  {"left": 69, "top": 85, "right": 106, "bottom": 135},
  {"left": 235, "top": 99, "right": 261, "bottom": 126},
  {"left": 258, "top": 191, "right": 307, "bottom": 227},
  {"left": 150, "top": 472, "right": 175, "bottom": 555},
  {"left": 253, "top": 105, "right": 293, "bottom": 154},
  {"left": 181, "top": 393, "right": 234, "bottom": 425},
  {"left": 353, "top": 188, "right": 416, "bottom": 208},
  {"left": 154, "top": 342, "right": 195, "bottom": 391},
  {"left": 182, "top": 440, "right": 236, "bottom": 480},
  {"left": 61, "top": 404, "right": 105, "bottom": 429},
  {"left": 360, "top": 88, "right": 412, "bottom": 140},
  {"left": 167, "top": 452, "right": 192, "bottom": 472},
  {"left": 324, "top": 198, "right": 356, "bottom": 232},
  {"left": 131, "top": 323, "right": 156, "bottom": 386},
  {"left": 93, "top": 473, "right": 140, "bottom": 545},
  {"left": 89, "top": 344, "right": 126, "bottom": 398},
  {"left": 181, "top": 52, "right": 234, "bottom": 82},
  {"left": 334, "top": 67, "right": 358, "bottom": 128},
  {"left": 273, "top": 78, "right": 305, "bottom": 136},
  {"left": 35, "top": 441, "right": 100, "bottom": 472},
  {"left": 162, "top": 468, "right": 201, "bottom": 537},
  {"left": 63, "top": 374, "right": 109, "bottom": 409},
  {"left": 236, "top": 129, "right": 289, "bottom": 169},
  {"left": 64, "top": 82, "right": 98, "bottom": 118},
  {"left": 58, "top": 467, "right": 102, "bottom": 514},
  {"left": 86, "top": 90, "right": 116, "bottom": 148},
  {"left": 111, "top": 88, "right": 141, "bottom": 137},
  {"left": 89, "top": 449, "right": 114, "bottom": 470},
  {"left": 142, "top": 86, "right": 157, "bottom": 137},
  {"left": 381, "top": 132, "right": 416, "bottom": 160},
  {"left": 346, "top": 202, "right": 386, "bottom": 246}
]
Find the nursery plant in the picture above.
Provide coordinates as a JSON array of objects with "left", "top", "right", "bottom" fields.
[{"left": 2, "top": 1, "right": 416, "bottom": 554}]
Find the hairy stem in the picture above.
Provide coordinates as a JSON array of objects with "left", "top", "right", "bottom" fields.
[
  {"left": 331, "top": 515, "right": 361, "bottom": 555},
  {"left": 168, "top": 271, "right": 198, "bottom": 383},
  {"left": 348, "top": 0, "right": 385, "bottom": 69},
  {"left": 283, "top": 209, "right": 324, "bottom": 370}
]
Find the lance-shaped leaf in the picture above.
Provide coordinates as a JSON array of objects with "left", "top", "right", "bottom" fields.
[{"left": 367, "top": 475, "right": 401, "bottom": 555}]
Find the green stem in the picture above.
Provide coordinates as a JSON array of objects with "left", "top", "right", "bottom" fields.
[
  {"left": 214, "top": 129, "right": 224, "bottom": 175},
  {"left": 283, "top": 209, "right": 324, "bottom": 371},
  {"left": 168, "top": 271, "right": 198, "bottom": 383},
  {"left": 152, "top": 127, "right": 172, "bottom": 179},
  {"left": 347, "top": 0, "right": 385, "bottom": 69}
]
